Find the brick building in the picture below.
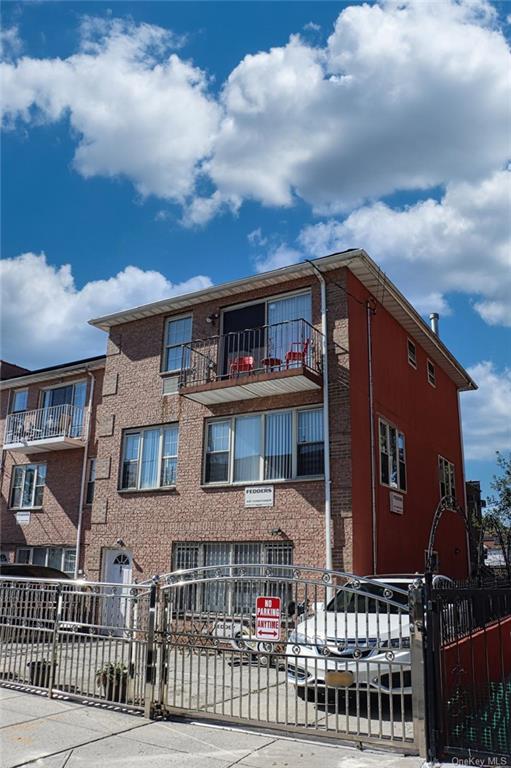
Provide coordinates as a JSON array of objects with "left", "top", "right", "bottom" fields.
[
  {"left": 0, "top": 249, "right": 476, "bottom": 585},
  {"left": 0, "top": 356, "right": 105, "bottom": 574}
]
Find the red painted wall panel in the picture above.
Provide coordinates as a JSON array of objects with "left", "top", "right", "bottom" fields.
[
  {"left": 442, "top": 615, "right": 511, "bottom": 697},
  {"left": 348, "top": 272, "right": 468, "bottom": 579}
]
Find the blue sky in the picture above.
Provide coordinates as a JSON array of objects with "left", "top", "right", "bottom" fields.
[{"left": 1, "top": 0, "right": 510, "bottom": 498}]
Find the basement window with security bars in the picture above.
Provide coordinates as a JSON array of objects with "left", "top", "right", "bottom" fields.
[
  {"left": 172, "top": 541, "right": 293, "bottom": 614},
  {"left": 204, "top": 407, "right": 323, "bottom": 485},
  {"left": 120, "top": 424, "right": 179, "bottom": 490}
]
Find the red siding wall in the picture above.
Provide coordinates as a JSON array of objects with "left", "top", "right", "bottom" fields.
[{"left": 348, "top": 272, "right": 468, "bottom": 579}]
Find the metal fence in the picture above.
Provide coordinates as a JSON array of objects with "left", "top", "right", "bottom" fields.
[
  {"left": 0, "top": 577, "right": 152, "bottom": 709},
  {"left": 0, "top": 567, "right": 427, "bottom": 754},
  {"left": 423, "top": 575, "right": 511, "bottom": 763},
  {"left": 179, "top": 318, "right": 323, "bottom": 389}
]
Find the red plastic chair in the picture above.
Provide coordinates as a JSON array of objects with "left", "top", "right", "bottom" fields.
[
  {"left": 230, "top": 356, "right": 254, "bottom": 376},
  {"left": 285, "top": 339, "right": 309, "bottom": 368}
]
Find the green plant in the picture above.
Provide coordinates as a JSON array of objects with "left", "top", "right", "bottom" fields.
[{"left": 95, "top": 662, "right": 127, "bottom": 688}]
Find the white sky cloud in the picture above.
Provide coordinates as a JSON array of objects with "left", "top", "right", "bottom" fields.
[
  {"left": 0, "top": 26, "right": 23, "bottom": 60},
  {"left": 462, "top": 362, "right": 511, "bottom": 461},
  {"left": 298, "top": 170, "right": 511, "bottom": 324},
  {"left": 1, "top": 18, "right": 220, "bottom": 203},
  {"left": 207, "top": 0, "right": 509, "bottom": 215},
  {"left": 2, "top": 2, "right": 508, "bottom": 217},
  {"left": 0, "top": 253, "right": 212, "bottom": 369},
  {"left": 1, "top": 1, "right": 510, "bottom": 341}
]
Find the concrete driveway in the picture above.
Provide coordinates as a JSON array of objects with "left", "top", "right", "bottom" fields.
[{"left": 0, "top": 685, "right": 428, "bottom": 768}]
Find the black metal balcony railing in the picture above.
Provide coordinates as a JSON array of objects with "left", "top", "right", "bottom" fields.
[{"left": 179, "top": 318, "right": 323, "bottom": 390}]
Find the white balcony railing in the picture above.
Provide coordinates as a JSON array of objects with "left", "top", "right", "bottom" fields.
[{"left": 4, "top": 404, "right": 88, "bottom": 448}]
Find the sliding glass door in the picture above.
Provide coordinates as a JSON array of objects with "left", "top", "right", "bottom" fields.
[{"left": 42, "top": 382, "right": 87, "bottom": 437}]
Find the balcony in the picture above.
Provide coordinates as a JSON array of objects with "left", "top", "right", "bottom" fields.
[
  {"left": 179, "top": 318, "right": 323, "bottom": 405},
  {"left": 3, "top": 404, "right": 89, "bottom": 453}
]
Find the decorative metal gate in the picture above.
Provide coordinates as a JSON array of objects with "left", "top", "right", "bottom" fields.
[
  {"left": 0, "top": 567, "right": 426, "bottom": 754},
  {"left": 423, "top": 576, "right": 511, "bottom": 763},
  {"left": 152, "top": 564, "right": 425, "bottom": 752}
]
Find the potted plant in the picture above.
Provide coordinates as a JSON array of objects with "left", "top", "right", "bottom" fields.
[
  {"left": 96, "top": 662, "right": 128, "bottom": 702},
  {"left": 27, "top": 659, "right": 57, "bottom": 688}
]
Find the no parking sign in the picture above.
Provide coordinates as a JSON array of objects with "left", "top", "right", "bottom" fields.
[{"left": 255, "top": 596, "right": 281, "bottom": 641}]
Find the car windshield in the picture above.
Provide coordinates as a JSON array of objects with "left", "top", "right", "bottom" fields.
[{"left": 326, "top": 582, "right": 409, "bottom": 614}]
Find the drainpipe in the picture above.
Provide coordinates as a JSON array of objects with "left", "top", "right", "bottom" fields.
[
  {"left": 367, "top": 303, "right": 377, "bottom": 574},
  {"left": 306, "top": 261, "right": 332, "bottom": 572},
  {"left": 74, "top": 369, "right": 95, "bottom": 579}
]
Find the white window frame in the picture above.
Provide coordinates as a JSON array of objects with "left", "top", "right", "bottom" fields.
[
  {"left": 15, "top": 546, "right": 76, "bottom": 575},
  {"left": 120, "top": 424, "right": 179, "bottom": 491},
  {"left": 9, "top": 389, "right": 28, "bottom": 414},
  {"left": 162, "top": 314, "right": 193, "bottom": 373},
  {"left": 427, "top": 359, "right": 436, "bottom": 387},
  {"left": 85, "top": 458, "right": 96, "bottom": 505},
  {"left": 438, "top": 456, "right": 455, "bottom": 498},
  {"left": 9, "top": 463, "right": 47, "bottom": 509},
  {"left": 203, "top": 406, "right": 324, "bottom": 486},
  {"left": 378, "top": 418, "right": 407, "bottom": 493},
  {"left": 407, "top": 339, "right": 417, "bottom": 369}
]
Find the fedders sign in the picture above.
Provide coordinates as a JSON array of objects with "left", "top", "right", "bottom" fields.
[
  {"left": 245, "top": 486, "right": 274, "bottom": 507},
  {"left": 255, "top": 596, "right": 281, "bottom": 641}
]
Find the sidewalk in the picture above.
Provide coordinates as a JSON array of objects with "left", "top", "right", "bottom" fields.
[{"left": 0, "top": 686, "right": 429, "bottom": 768}]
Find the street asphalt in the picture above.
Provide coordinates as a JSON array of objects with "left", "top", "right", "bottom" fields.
[{"left": 0, "top": 685, "right": 439, "bottom": 768}]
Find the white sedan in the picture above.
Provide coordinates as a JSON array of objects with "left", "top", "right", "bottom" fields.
[{"left": 286, "top": 576, "right": 416, "bottom": 698}]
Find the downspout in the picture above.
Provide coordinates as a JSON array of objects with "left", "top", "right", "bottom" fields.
[
  {"left": 367, "top": 303, "right": 377, "bottom": 574},
  {"left": 306, "top": 261, "right": 332, "bottom": 572},
  {"left": 74, "top": 369, "right": 95, "bottom": 579}
]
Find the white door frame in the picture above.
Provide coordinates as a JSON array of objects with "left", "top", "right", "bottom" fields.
[{"left": 102, "top": 548, "right": 133, "bottom": 633}]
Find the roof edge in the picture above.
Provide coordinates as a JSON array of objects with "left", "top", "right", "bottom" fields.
[
  {"left": 87, "top": 249, "right": 475, "bottom": 392},
  {"left": 88, "top": 250, "right": 364, "bottom": 331},
  {"left": 0, "top": 355, "right": 106, "bottom": 390},
  {"left": 354, "top": 252, "right": 477, "bottom": 392}
]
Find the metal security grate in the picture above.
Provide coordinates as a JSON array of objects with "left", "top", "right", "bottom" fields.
[{"left": 172, "top": 542, "right": 293, "bottom": 614}]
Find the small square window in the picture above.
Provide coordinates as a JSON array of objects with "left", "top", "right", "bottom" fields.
[
  {"left": 407, "top": 340, "right": 417, "bottom": 368},
  {"left": 427, "top": 360, "right": 436, "bottom": 387}
]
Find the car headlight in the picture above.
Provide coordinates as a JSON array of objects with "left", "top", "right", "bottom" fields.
[{"left": 388, "top": 637, "right": 410, "bottom": 649}]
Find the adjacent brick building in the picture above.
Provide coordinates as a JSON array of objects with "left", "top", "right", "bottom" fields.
[
  {"left": 0, "top": 356, "right": 105, "bottom": 574},
  {"left": 1, "top": 249, "right": 476, "bottom": 584}
]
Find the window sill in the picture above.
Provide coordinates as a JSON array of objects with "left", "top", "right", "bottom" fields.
[
  {"left": 10, "top": 506, "right": 43, "bottom": 512},
  {"left": 201, "top": 476, "right": 324, "bottom": 489},
  {"left": 117, "top": 486, "right": 177, "bottom": 495},
  {"left": 379, "top": 483, "right": 407, "bottom": 496}
]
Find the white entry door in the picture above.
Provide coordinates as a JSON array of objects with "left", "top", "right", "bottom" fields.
[{"left": 102, "top": 549, "right": 132, "bottom": 632}]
